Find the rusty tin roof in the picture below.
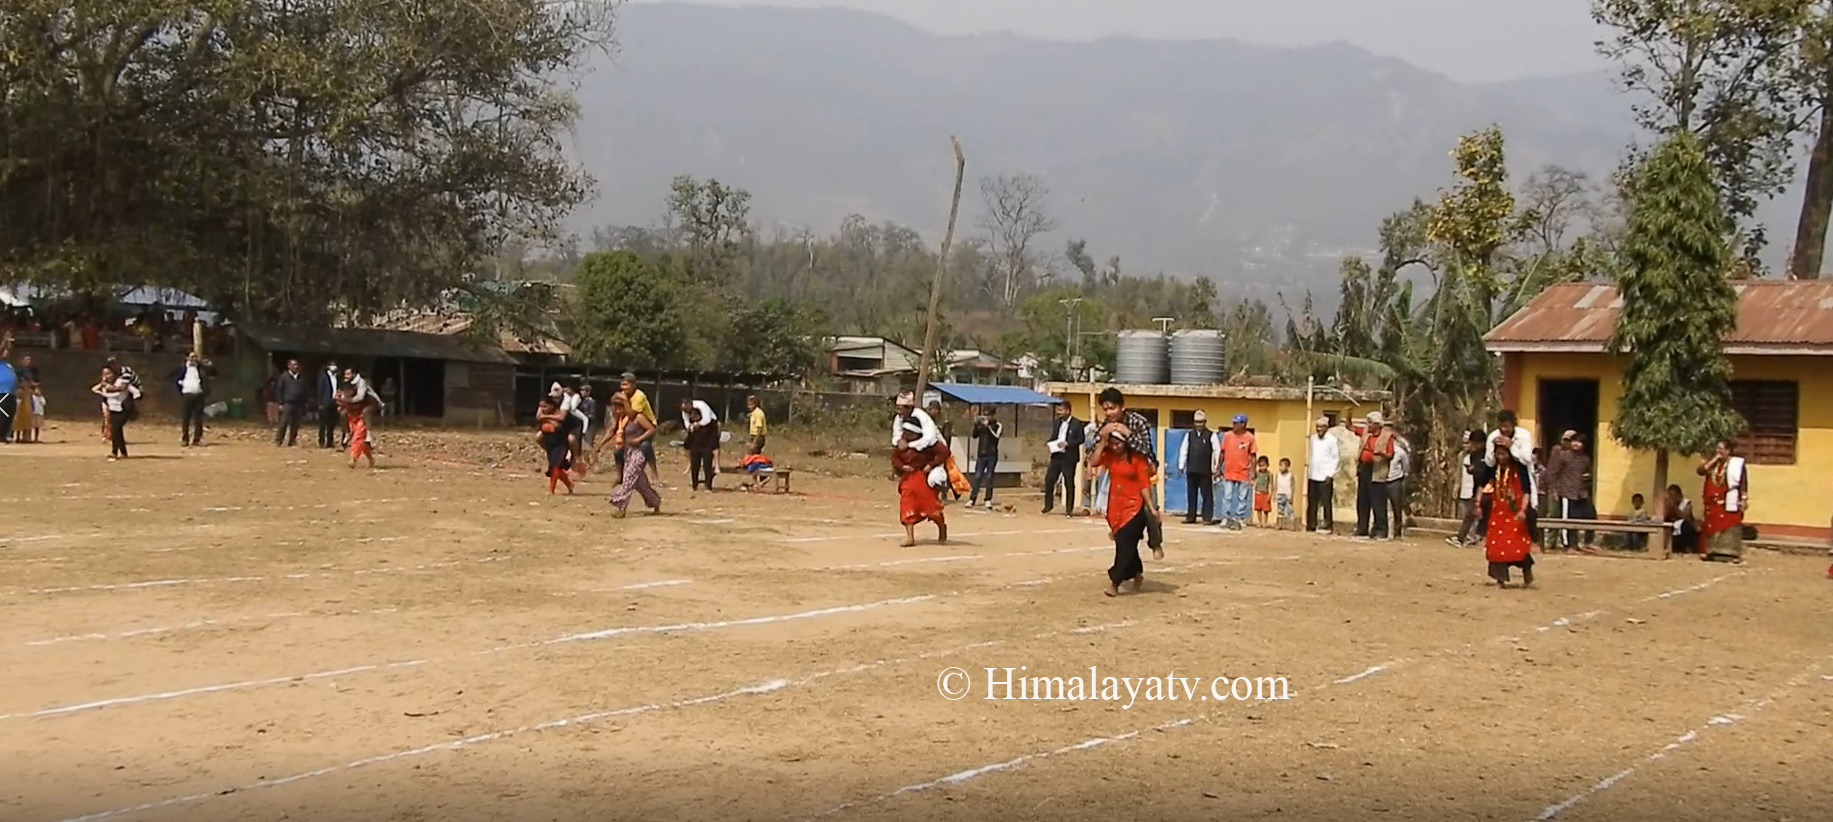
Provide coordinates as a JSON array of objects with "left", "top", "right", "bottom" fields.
[{"left": 1485, "top": 281, "right": 1833, "bottom": 355}]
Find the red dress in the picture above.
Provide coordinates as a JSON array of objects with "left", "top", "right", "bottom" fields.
[
  {"left": 1096, "top": 449, "right": 1154, "bottom": 535},
  {"left": 894, "top": 442, "right": 949, "bottom": 526},
  {"left": 1700, "top": 463, "right": 1744, "bottom": 541},
  {"left": 1484, "top": 465, "right": 1533, "bottom": 564}
]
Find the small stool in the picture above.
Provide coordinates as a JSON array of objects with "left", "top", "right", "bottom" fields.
[{"left": 772, "top": 468, "right": 793, "bottom": 494}]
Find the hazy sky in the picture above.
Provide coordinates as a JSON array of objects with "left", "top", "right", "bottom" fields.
[{"left": 647, "top": 0, "right": 1609, "bottom": 82}]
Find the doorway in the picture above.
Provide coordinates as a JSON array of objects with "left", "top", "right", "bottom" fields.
[{"left": 1536, "top": 377, "right": 1600, "bottom": 475}]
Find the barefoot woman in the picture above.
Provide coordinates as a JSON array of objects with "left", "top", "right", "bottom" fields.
[
  {"left": 1697, "top": 439, "right": 1748, "bottom": 564},
  {"left": 1480, "top": 437, "right": 1535, "bottom": 588},
  {"left": 607, "top": 393, "right": 661, "bottom": 517},
  {"left": 1092, "top": 423, "right": 1161, "bottom": 597},
  {"left": 893, "top": 421, "right": 949, "bottom": 546},
  {"left": 336, "top": 387, "right": 377, "bottom": 469}
]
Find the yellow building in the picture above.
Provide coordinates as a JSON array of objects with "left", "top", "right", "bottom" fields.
[
  {"left": 1043, "top": 381, "right": 1389, "bottom": 518},
  {"left": 1486, "top": 281, "right": 1831, "bottom": 542}
]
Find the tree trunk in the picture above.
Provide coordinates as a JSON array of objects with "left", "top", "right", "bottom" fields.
[{"left": 1789, "top": 100, "right": 1833, "bottom": 279}]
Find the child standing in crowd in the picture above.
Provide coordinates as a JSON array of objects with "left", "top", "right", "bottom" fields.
[
  {"left": 27, "top": 385, "right": 44, "bottom": 443},
  {"left": 1252, "top": 455, "right": 1273, "bottom": 527},
  {"left": 1274, "top": 457, "right": 1295, "bottom": 530}
]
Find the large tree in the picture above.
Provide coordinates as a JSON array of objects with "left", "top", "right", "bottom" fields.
[
  {"left": 1609, "top": 133, "right": 1744, "bottom": 499},
  {"left": 0, "top": 0, "right": 612, "bottom": 323},
  {"left": 1593, "top": 0, "right": 1807, "bottom": 260},
  {"left": 570, "top": 251, "right": 689, "bottom": 369}
]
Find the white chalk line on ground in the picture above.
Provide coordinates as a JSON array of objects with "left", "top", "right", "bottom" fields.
[
  {"left": 3, "top": 594, "right": 933, "bottom": 723},
  {"left": 549, "top": 579, "right": 696, "bottom": 597},
  {"left": 51, "top": 609, "right": 1221, "bottom": 822},
  {"left": 783, "top": 527, "right": 1087, "bottom": 544},
  {"left": 1531, "top": 655, "right": 1830, "bottom": 821},
  {"left": 7, "top": 556, "right": 511, "bottom": 596},
  {"left": 18, "top": 608, "right": 401, "bottom": 649},
  {"left": 812, "top": 571, "right": 1748, "bottom": 818}
]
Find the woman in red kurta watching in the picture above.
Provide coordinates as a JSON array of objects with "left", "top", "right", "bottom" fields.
[{"left": 1092, "top": 423, "right": 1162, "bottom": 597}]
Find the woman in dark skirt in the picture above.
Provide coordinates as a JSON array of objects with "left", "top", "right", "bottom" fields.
[
  {"left": 536, "top": 396, "right": 574, "bottom": 495},
  {"left": 681, "top": 399, "right": 721, "bottom": 491},
  {"left": 1090, "top": 423, "right": 1162, "bottom": 597}
]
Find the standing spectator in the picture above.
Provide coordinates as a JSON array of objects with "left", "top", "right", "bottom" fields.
[
  {"left": 1217, "top": 414, "right": 1257, "bottom": 530},
  {"left": 745, "top": 394, "right": 767, "bottom": 455},
  {"left": 577, "top": 385, "right": 599, "bottom": 452},
  {"left": 11, "top": 352, "right": 39, "bottom": 443},
  {"left": 967, "top": 406, "right": 1003, "bottom": 509},
  {"left": 0, "top": 340, "right": 14, "bottom": 445},
  {"left": 1176, "top": 412, "right": 1218, "bottom": 525},
  {"left": 1040, "top": 401, "right": 1085, "bottom": 515},
  {"left": 272, "top": 359, "right": 308, "bottom": 446},
  {"left": 1305, "top": 417, "right": 1340, "bottom": 534},
  {"left": 1544, "top": 431, "right": 1598, "bottom": 553},
  {"left": 1078, "top": 417, "right": 1102, "bottom": 516},
  {"left": 1356, "top": 412, "right": 1398, "bottom": 539},
  {"left": 315, "top": 361, "right": 342, "bottom": 449},
  {"left": 1450, "top": 430, "right": 1486, "bottom": 547},
  {"left": 1385, "top": 429, "right": 1410, "bottom": 540},
  {"left": 169, "top": 351, "right": 215, "bottom": 447}
]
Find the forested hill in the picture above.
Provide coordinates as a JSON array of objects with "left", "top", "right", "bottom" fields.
[{"left": 567, "top": 2, "right": 1641, "bottom": 294}]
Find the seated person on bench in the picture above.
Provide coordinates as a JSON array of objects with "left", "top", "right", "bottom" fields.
[
  {"left": 1663, "top": 484, "right": 1699, "bottom": 554},
  {"left": 1624, "top": 493, "right": 1655, "bottom": 551}
]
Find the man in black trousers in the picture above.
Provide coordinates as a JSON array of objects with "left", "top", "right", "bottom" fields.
[
  {"left": 273, "top": 358, "right": 308, "bottom": 446},
  {"left": 1040, "top": 401, "right": 1085, "bottom": 515},
  {"left": 315, "top": 360, "right": 343, "bottom": 449},
  {"left": 1179, "top": 412, "right": 1218, "bottom": 524},
  {"left": 168, "top": 351, "right": 215, "bottom": 447}
]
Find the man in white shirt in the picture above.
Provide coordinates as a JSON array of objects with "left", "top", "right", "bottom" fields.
[
  {"left": 1041, "top": 401, "right": 1084, "bottom": 515},
  {"left": 1386, "top": 434, "right": 1411, "bottom": 540},
  {"left": 891, "top": 391, "right": 940, "bottom": 451},
  {"left": 1305, "top": 417, "right": 1340, "bottom": 533},
  {"left": 1451, "top": 430, "right": 1485, "bottom": 547},
  {"left": 169, "top": 351, "right": 215, "bottom": 447},
  {"left": 1485, "top": 409, "right": 1535, "bottom": 469}
]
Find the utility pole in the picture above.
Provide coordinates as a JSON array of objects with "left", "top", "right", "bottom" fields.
[
  {"left": 915, "top": 137, "right": 967, "bottom": 398},
  {"left": 1059, "top": 297, "right": 1082, "bottom": 381}
]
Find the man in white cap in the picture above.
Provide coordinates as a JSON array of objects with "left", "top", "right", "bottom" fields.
[
  {"left": 891, "top": 391, "right": 941, "bottom": 451},
  {"left": 1354, "top": 411, "right": 1397, "bottom": 538},
  {"left": 1305, "top": 416, "right": 1340, "bottom": 533},
  {"left": 1175, "top": 411, "right": 1219, "bottom": 524}
]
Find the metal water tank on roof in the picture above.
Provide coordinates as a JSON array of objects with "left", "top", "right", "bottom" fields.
[
  {"left": 1169, "top": 329, "right": 1227, "bottom": 385},
  {"left": 1113, "top": 330, "right": 1170, "bottom": 384}
]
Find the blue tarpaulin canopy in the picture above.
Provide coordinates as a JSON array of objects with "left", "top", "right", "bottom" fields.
[{"left": 928, "top": 382, "right": 1062, "bottom": 406}]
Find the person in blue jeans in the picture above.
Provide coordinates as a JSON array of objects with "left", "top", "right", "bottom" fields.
[{"left": 967, "top": 407, "right": 1003, "bottom": 508}]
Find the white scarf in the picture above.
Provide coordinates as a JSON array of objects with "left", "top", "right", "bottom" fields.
[{"left": 1723, "top": 456, "right": 1745, "bottom": 512}]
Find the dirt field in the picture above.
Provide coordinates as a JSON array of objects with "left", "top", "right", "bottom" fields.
[{"left": 2, "top": 421, "right": 1829, "bottom": 822}]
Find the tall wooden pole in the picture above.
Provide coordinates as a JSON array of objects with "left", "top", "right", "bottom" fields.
[{"left": 915, "top": 136, "right": 966, "bottom": 399}]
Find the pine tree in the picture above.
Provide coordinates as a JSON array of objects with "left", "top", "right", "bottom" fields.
[{"left": 1609, "top": 133, "right": 1745, "bottom": 462}]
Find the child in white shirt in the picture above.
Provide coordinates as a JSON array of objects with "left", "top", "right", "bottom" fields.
[
  {"left": 1274, "top": 457, "right": 1296, "bottom": 530},
  {"left": 28, "top": 387, "right": 44, "bottom": 443}
]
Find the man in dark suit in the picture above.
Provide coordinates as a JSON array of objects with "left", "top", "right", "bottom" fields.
[
  {"left": 167, "top": 352, "right": 216, "bottom": 446},
  {"left": 315, "top": 361, "right": 342, "bottom": 449},
  {"left": 273, "top": 358, "right": 309, "bottom": 446},
  {"left": 1041, "top": 401, "right": 1085, "bottom": 515}
]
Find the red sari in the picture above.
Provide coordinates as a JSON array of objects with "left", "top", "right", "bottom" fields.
[
  {"left": 894, "top": 442, "right": 949, "bottom": 526},
  {"left": 1483, "top": 464, "right": 1533, "bottom": 565},
  {"left": 1700, "top": 462, "right": 1745, "bottom": 541}
]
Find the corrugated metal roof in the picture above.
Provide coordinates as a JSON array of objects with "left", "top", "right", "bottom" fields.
[
  {"left": 1485, "top": 280, "right": 1833, "bottom": 354},
  {"left": 365, "top": 311, "right": 571, "bottom": 355},
  {"left": 241, "top": 323, "right": 518, "bottom": 365}
]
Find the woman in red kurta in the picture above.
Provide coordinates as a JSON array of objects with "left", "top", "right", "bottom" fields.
[
  {"left": 1697, "top": 439, "right": 1749, "bottom": 564},
  {"left": 1093, "top": 424, "right": 1161, "bottom": 597},
  {"left": 1481, "top": 438, "right": 1535, "bottom": 588},
  {"left": 893, "top": 421, "right": 949, "bottom": 546}
]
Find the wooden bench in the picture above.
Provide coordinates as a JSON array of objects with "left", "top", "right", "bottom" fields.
[
  {"left": 729, "top": 465, "right": 792, "bottom": 494},
  {"left": 1538, "top": 517, "right": 1672, "bottom": 559}
]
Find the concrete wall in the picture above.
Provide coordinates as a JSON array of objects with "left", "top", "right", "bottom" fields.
[{"left": 1512, "top": 351, "right": 1832, "bottom": 539}]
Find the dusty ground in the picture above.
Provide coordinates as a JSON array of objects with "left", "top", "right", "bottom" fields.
[{"left": 1, "top": 419, "right": 1829, "bottom": 822}]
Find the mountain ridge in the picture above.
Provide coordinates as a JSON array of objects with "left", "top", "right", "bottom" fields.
[{"left": 566, "top": 3, "right": 1757, "bottom": 295}]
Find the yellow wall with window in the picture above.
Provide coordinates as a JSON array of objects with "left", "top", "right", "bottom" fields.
[{"left": 1513, "top": 352, "right": 1829, "bottom": 539}]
